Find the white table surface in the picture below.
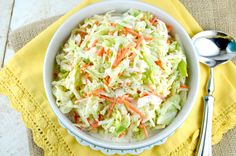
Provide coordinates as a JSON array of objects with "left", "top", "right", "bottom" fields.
[{"left": 0, "top": 0, "right": 82, "bottom": 155}]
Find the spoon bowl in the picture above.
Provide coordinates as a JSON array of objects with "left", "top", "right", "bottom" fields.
[{"left": 192, "top": 30, "right": 236, "bottom": 67}]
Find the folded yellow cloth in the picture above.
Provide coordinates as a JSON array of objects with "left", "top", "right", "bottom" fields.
[{"left": 1, "top": 0, "right": 236, "bottom": 155}]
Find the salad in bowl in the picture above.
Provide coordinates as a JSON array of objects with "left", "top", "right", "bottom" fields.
[{"left": 52, "top": 9, "right": 188, "bottom": 141}]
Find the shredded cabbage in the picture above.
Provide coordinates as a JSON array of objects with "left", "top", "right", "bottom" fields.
[{"left": 52, "top": 9, "right": 188, "bottom": 141}]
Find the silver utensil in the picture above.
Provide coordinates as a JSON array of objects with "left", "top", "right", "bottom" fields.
[{"left": 192, "top": 30, "right": 236, "bottom": 156}]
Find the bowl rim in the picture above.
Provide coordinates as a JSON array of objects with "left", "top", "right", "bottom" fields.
[{"left": 43, "top": 0, "right": 200, "bottom": 150}]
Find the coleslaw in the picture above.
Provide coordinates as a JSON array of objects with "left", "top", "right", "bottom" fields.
[{"left": 52, "top": 9, "right": 188, "bottom": 140}]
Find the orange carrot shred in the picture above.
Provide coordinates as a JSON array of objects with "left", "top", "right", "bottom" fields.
[
  {"left": 82, "top": 63, "right": 93, "bottom": 68},
  {"left": 110, "top": 22, "right": 117, "bottom": 27},
  {"left": 124, "top": 27, "right": 140, "bottom": 37},
  {"left": 166, "top": 24, "right": 173, "bottom": 32},
  {"left": 91, "top": 39, "right": 98, "bottom": 47},
  {"left": 112, "top": 44, "right": 132, "bottom": 69},
  {"left": 92, "top": 88, "right": 105, "bottom": 96},
  {"left": 79, "top": 31, "right": 87, "bottom": 39},
  {"left": 90, "top": 121, "right": 99, "bottom": 128},
  {"left": 87, "top": 119, "right": 99, "bottom": 129},
  {"left": 150, "top": 16, "right": 158, "bottom": 25},
  {"left": 107, "top": 99, "right": 117, "bottom": 118},
  {"left": 98, "top": 114, "right": 103, "bottom": 121},
  {"left": 96, "top": 47, "right": 105, "bottom": 57},
  {"left": 140, "top": 92, "right": 149, "bottom": 97},
  {"left": 136, "top": 36, "right": 143, "bottom": 49},
  {"left": 155, "top": 60, "right": 163, "bottom": 70},
  {"left": 84, "top": 47, "right": 90, "bottom": 51},
  {"left": 140, "top": 122, "right": 149, "bottom": 138},
  {"left": 104, "top": 75, "right": 111, "bottom": 86},
  {"left": 143, "top": 36, "right": 153, "bottom": 41},
  {"left": 98, "top": 95, "right": 115, "bottom": 103},
  {"left": 85, "top": 73, "right": 92, "bottom": 83},
  {"left": 122, "top": 99, "right": 145, "bottom": 118},
  {"left": 106, "top": 48, "right": 110, "bottom": 56},
  {"left": 95, "top": 21, "right": 100, "bottom": 26},
  {"left": 180, "top": 85, "right": 188, "bottom": 89},
  {"left": 118, "top": 131, "right": 126, "bottom": 138}
]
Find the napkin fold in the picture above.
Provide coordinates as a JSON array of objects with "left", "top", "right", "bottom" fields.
[{"left": 1, "top": 0, "right": 236, "bottom": 155}]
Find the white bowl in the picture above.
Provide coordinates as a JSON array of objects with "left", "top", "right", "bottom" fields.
[{"left": 43, "top": 1, "right": 200, "bottom": 155}]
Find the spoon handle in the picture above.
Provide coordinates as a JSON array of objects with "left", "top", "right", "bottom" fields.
[
  {"left": 205, "top": 95, "right": 214, "bottom": 156},
  {"left": 196, "top": 95, "right": 214, "bottom": 156},
  {"left": 196, "top": 68, "right": 214, "bottom": 156}
]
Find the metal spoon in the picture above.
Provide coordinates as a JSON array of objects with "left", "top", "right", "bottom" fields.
[{"left": 192, "top": 30, "right": 236, "bottom": 156}]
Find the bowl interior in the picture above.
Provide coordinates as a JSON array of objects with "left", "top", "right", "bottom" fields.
[{"left": 44, "top": 0, "right": 200, "bottom": 150}]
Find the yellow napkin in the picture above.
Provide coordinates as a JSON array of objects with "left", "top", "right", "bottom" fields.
[{"left": 1, "top": 0, "right": 236, "bottom": 155}]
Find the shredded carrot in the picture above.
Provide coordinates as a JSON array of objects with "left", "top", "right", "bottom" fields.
[
  {"left": 149, "top": 16, "right": 158, "bottom": 25},
  {"left": 135, "top": 36, "right": 143, "bottom": 49},
  {"left": 104, "top": 75, "right": 111, "bottom": 86},
  {"left": 90, "top": 121, "right": 99, "bottom": 128},
  {"left": 180, "top": 85, "right": 188, "bottom": 89},
  {"left": 107, "top": 99, "right": 117, "bottom": 118},
  {"left": 118, "top": 131, "right": 126, "bottom": 138},
  {"left": 95, "top": 21, "right": 100, "bottom": 26},
  {"left": 87, "top": 118, "right": 99, "bottom": 128},
  {"left": 91, "top": 39, "right": 98, "bottom": 47},
  {"left": 78, "top": 31, "right": 87, "bottom": 39},
  {"left": 85, "top": 73, "right": 92, "bottom": 83},
  {"left": 124, "top": 96, "right": 135, "bottom": 103},
  {"left": 140, "top": 92, "right": 149, "bottom": 97},
  {"left": 112, "top": 44, "right": 132, "bottom": 69},
  {"left": 155, "top": 60, "right": 163, "bottom": 70},
  {"left": 143, "top": 36, "right": 153, "bottom": 41},
  {"left": 110, "top": 22, "right": 117, "bottom": 28},
  {"left": 121, "top": 99, "right": 145, "bottom": 118},
  {"left": 106, "top": 48, "right": 110, "bottom": 56},
  {"left": 92, "top": 88, "right": 105, "bottom": 96},
  {"left": 82, "top": 63, "right": 93, "bottom": 68},
  {"left": 140, "top": 122, "right": 149, "bottom": 138},
  {"left": 98, "top": 114, "right": 103, "bottom": 121},
  {"left": 124, "top": 27, "right": 140, "bottom": 37},
  {"left": 98, "top": 95, "right": 115, "bottom": 103},
  {"left": 166, "top": 24, "right": 173, "bottom": 32},
  {"left": 96, "top": 47, "right": 105, "bottom": 57}
]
